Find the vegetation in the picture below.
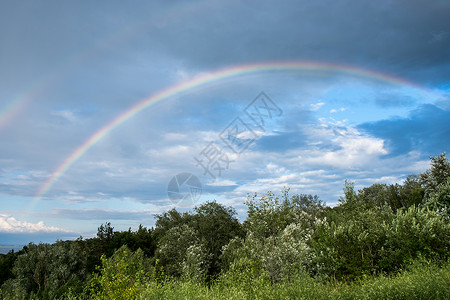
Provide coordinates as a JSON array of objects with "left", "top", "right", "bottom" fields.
[{"left": 0, "top": 153, "right": 449, "bottom": 299}]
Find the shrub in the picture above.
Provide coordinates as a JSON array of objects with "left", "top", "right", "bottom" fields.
[{"left": 89, "top": 245, "right": 151, "bottom": 299}]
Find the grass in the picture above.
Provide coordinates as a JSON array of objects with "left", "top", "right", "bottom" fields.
[{"left": 132, "top": 260, "right": 450, "bottom": 300}]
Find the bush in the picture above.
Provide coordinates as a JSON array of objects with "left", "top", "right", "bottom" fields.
[
  {"left": 380, "top": 206, "right": 450, "bottom": 270},
  {"left": 89, "top": 245, "right": 151, "bottom": 299},
  {"left": 311, "top": 204, "right": 392, "bottom": 279}
]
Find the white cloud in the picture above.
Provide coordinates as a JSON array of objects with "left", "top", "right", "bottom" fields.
[
  {"left": 207, "top": 179, "right": 238, "bottom": 186},
  {"left": 50, "top": 110, "right": 79, "bottom": 123},
  {"left": 310, "top": 102, "right": 325, "bottom": 111},
  {"left": 0, "top": 214, "right": 69, "bottom": 233},
  {"left": 330, "top": 107, "right": 346, "bottom": 113},
  {"left": 304, "top": 136, "right": 386, "bottom": 169}
]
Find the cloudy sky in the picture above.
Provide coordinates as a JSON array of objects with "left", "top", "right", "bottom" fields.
[{"left": 1, "top": 0, "right": 449, "bottom": 245}]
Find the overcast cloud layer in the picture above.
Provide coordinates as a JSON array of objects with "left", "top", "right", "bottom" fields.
[{"left": 0, "top": 0, "right": 449, "bottom": 245}]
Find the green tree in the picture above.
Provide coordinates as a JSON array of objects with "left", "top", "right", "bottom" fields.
[
  {"left": 398, "top": 174, "right": 424, "bottom": 208},
  {"left": 244, "top": 189, "right": 325, "bottom": 240},
  {"left": 152, "top": 209, "right": 191, "bottom": 243},
  {"left": 97, "top": 222, "right": 114, "bottom": 240},
  {"left": 420, "top": 152, "right": 450, "bottom": 199},
  {"left": 182, "top": 243, "right": 211, "bottom": 283},
  {"left": 358, "top": 183, "right": 390, "bottom": 208},
  {"left": 425, "top": 178, "right": 450, "bottom": 217},
  {"left": 89, "top": 245, "right": 151, "bottom": 299},
  {"left": 358, "top": 180, "right": 423, "bottom": 212},
  {"left": 223, "top": 190, "right": 321, "bottom": 284},
  {"left": 339, "top": 179, "right": 358, "bottom": 205},
  {"left": 225, "top": 223, "right": 311, "bottom": 284},
  {"left": 153, "top": 202, "right": 243, "bottom": 280},
  {"left": 155, "top": 224, "right": 210, "bottom": 279},
  {"left": 190, "top": 201, "right": 244, "bottom": 278},
  {"left": 312, "top": 204, "right": 392, "bottom": 280},
  {"left": 1, "top": 241, "right": 87, "bottom": 299},
  {"left": 134, "top": 224, "right": 156, "bottom": 257},
  {"left": 380, "top": 206, "right": 450, "bottom": 270},
  {"left": 0, "top": 248, "right": 25, "bottom": 288},
  {"left": 109, "top": 225, "right": 156, "bottom": 258}
]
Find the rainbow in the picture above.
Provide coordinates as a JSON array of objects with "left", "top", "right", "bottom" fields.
[
  {"left": 0, "top": 99, "right": 25, "bottom": 131},
  {"left": 35, "top": 61, "right": 433, "bottom": 199}
]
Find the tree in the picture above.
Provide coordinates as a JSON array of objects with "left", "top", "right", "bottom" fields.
[
  {"left": 420, "top": 152, "right": 450, "bottom": 199},
  {"left": 153, "top": 202, "right": 243, "bottom": 280},
  {"left": 97, "top": 222, "right": 114, "bottom": 240},
  {"left": 244, "top": 189, "right": 325, "bottom": 240},
  {"left": 380, "top": 206, "right": 450, "bottom": 270},
  {"left": 109, "top": 225, "right": 156, "bottom": 258},
  {"left": 222, "top": 190, "right": 322, "bottom": 284},
  {"left": 89, "top": 245, "right": 151, "bottom": 299},
  {"left": 228, "top": 223, "right": 311, "bottom": 284},
  {"left": 155, "top": 224, "right": 210, "bottom": 279},
  {"left": 1, "top": 241, "right": 87, "bottom": 299},
  {"left": 152, "top": 209, "right": 191, "bottom": 243},
  {"left": 398, "top": 174, "right": 424, "bottom": 208},
  {"left": 358, "top": 183, "right": 390, "bottom": 208},
  {"left": 339, "top": 179, "right": 358, "bottom": 205},
  {"left": 0, "top": 248, "right": 25, "bottom": 288},
  {"left": 425, "top": 178, "right": 450, "bottom": 217},
  {"left": 311, "top": 204, "right": 392, "bottom": 280},
  {"left": 190, "top": 201, "right": 244, "bottom": 278},
  {"left": 358, "top": 182, "right": 421, "bottom": 212}
]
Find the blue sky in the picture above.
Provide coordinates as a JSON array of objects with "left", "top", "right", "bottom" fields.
[{"left": 0, "top": 0, "right": 449, "bottom": 245}]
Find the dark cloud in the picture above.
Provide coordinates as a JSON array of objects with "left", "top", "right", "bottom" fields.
[
  {"left": 358, "top": 104, "right": 450, "bottom": 157},
  {"left": 134, "top": 0, "right": 450, "bottom": 83},
  {"left": 2, "top": 0, "right": 449, "bottom": 90}
]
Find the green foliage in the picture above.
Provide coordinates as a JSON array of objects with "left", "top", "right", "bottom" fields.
[
  {"left": 153, "top": 201, "right": 243, "bottom": 280},
  {"left": 97, "top": 222, "right": 114, "bottom": 240},
  {"left": 312, "top": 204, "right": 392, "bottom": 280},
  {"left": 182, "top": 244, "right": 211, "bottom": 283},
  {"left": 399, "top": 174, "right": 425, "bottom": 208},
  {"left": 327, "top": 260, "right": 450, "bottom": 300},
  {"left": 89, "top": 245, "right": 151, "bottom": 299},
  {"left": 110, "top": 225, "right": 156, "bottom": 258},
  {"left": 223, "top": 189, "right": 322, "bottom": 284},
  {"left": 136, "top": 260, "right": 450, "bottom": 300},
  {"left": 313, "top": 185, "right": 450, "bottom": 280},
  {"left": 223, "top": 224, "right": 312, "bottom": 284},
  {"left": 358, "top": 180, "right": 424, "bottom": 212},
  {"left": 152, "top": 209, "right": 190, "bottom": 243},
  {"left": 156, "top": 224, "right": 210, "bottom": 280},
  {"left": 1, "top": 241, "right": 87, "bottom": 299},
  {"left": 151, "top": 259, "right": 165, "bottom": 285},
  {"left": 421, "top": 152, "right": 450, "bottom": 199},
  {"left": 357, "top": 183, "right": 390, "bottom": 207},
  {"left": 81, "top": 223, "right": 155, "bottom": 274},
  {"left": 0, "top": 248, "right": 25, "bottom": 287},
  {"left": 425, "top": 178, "right": 450, "bottom": 217},
  {"left": 190, "top": 201, "right": 244, "bottom": 278},
  {"left": 380, "top": 206, "right": 450, "bottom": 269},
  {"left": 339, "top": 179, "right": 358, "bottom": 204},
  {"left": 3, "top": 156, "right": 450, "bottom": 298},
  {"left": 244, "top": 189, "right": 325, "bottom": 239}
]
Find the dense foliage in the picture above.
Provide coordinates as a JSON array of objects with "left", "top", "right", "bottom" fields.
[{"left": 0, "top": 153, "right": 449, "bottom": 299}]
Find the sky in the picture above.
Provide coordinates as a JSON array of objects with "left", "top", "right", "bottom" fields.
[{"left": 0, "top": 0, "right": 449, "bottom": 245}]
